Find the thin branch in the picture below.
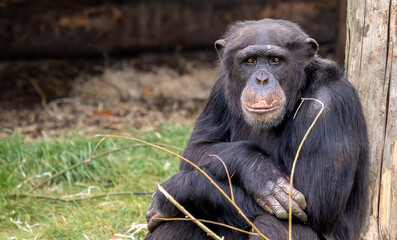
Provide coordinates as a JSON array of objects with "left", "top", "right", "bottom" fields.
[
  {"left": 289, "top": 98, "right": 324, "bottom": 240},
  {"left": 31, "top": 142, "right": 181, "bottom": 191},
  {"left": 293, "top": 99, "right": 305, "bottom": 120},
  {"left": 17, "top": 205, "right": 65, "bottom": 215},
  {"left": 95, "top": 134, "right": 270, "bottom": 240},
  {"left": 7, "top": 194, "right": 69, "bottom": 202},
  {"left": 93, "top": 137, "right": 106, "bottom": 154},
  {"left": 209, "top": 154, "right": 235, "bottom": 203},
  {"left": 28, "top": 78, "right": 47, "bottom": 109},
  {"left": 158, "top": 185, "right": 224, "bottom": 240},
  {"left": 153, "top": 143, "right": 183, "bottom": 152},
  {"left": 153, "top": 217, "right": 258, "bottom": 236},
  {"left": 31, "top": 144, "right": 145, "bottom": 191},
  {"left": 65, "top": 191, "right": 153, "bottom": 201},
  {"left": 6, "top": 192, "right": 153, "bottom": 202}
]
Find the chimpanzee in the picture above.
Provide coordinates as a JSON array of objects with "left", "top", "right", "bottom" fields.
[{"left": 144, "top": 19, "right": 369, "bottom": 240}]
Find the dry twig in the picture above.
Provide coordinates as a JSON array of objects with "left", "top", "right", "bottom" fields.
[
  {"left": 31, "top": 142, "right": 181, "bottom": 191},
  {"left": 153, "top": 217, "right": 258, "bottom": 236},
  {"left": 289, "top": 98, "right": 324, "bottom": 240},
  {"left": 209, "top": 154, "right": 235, "bottom": 203},
  {"left": 6, "top": 192, "right": 152, "bottom": 202},
  {"left": 158, "top": 185, "right": 224, "bottom": 240}
]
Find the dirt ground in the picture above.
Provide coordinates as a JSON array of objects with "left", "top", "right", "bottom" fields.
[{"left": 0, "top": 53, "right": 219, "bottom": 138}]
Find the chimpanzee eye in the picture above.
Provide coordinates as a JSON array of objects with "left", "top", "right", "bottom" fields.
[
  {"left": 246, "top": 58, "right": 256, "bottom": 64},
  {"left": 270, "top": 57, "right": 281, "bottom": 64}
]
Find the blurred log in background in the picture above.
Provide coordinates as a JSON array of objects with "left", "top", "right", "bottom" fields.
[
  {"left": 0, "top": 0, "right": 348, "bottom": 136},
  {"left": 0, "top": 0, "right": 345, "bottom": 59}
]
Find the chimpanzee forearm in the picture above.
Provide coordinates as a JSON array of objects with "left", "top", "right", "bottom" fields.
[
  {"left": 150, "top": 169, "right": 264, "bottom": 229},
  {"left": 180, "top": 140, "right": 308, "bottom": 222},
  {"left": 182, "top": 141, "right": 282, "bottom": 197}
]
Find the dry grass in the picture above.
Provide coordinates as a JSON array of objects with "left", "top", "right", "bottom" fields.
[{"left": 1, "top": 63, "right": 217, "bottom": 139}]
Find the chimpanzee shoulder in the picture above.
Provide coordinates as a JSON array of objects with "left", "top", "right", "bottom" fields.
[{"left": 305, "top": 57, "right": 346, "bottom": 85}]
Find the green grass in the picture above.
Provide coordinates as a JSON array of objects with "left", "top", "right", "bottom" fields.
[{"left": 0, "top": 123, "right": 192, "bottom": 239}]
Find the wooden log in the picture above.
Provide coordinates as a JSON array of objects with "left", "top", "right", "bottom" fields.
[
  {"left": 0, "top": 0, "right": 340, "bottom": 58},
  {"left": 379, "top": 2, "right": 397, "bottom": 238},
  {"left": 346, "top": 0, "right": 397, "bottom": 239}
]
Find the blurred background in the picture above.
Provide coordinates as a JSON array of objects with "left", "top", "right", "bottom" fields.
[
  {"left": 0, "top": 1, "right": 351, "bottom": 239},
  {"left": 0, "top": 0, "right": 347, "bottom": 138}
]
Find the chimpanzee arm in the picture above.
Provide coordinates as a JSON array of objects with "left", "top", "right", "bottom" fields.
[
  {"left": 286, "top": 80, "right": 369, "bottom": 235},
  {"left": 146, "top": 169, "right": 264, "bottom": 232},
  {"left": 178, "top": 79, "right": 307, "bottom": 221}
]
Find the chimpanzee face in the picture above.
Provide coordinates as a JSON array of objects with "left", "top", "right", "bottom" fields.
[
  {"left": 236, "top": 44, "right": 288, "bottom": 128},
  {"left": 215, "top": 20, "right": 318, "bottom": 129}
]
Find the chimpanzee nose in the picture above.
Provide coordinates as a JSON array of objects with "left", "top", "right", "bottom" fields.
[{"left": 256, "top": 72, "right": 269, "bottom": 85}]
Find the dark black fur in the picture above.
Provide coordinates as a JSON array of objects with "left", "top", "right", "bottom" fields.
[{"left": 145, "top": 19, "right": 369, "bottom": 240}]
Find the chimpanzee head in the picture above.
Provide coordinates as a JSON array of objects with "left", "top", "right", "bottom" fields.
[{"left": 215, "top": 19, "right": 318, "bottom": 129}]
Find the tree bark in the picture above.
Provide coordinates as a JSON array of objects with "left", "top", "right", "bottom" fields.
[{"left": 346, "top": 0, "right": 396, "bottom": 239}]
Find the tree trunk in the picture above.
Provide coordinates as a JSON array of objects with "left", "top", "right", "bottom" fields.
[{"left": 346, "top": 0, "right": 396, "bottom": 239}]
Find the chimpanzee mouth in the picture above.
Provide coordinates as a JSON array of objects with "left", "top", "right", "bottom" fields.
[
  {"left": 242, "top": 103, "right": 283, "bottom": 113},
  {"left": 241, "top": 101, "right": 286, "bottom": 129}
]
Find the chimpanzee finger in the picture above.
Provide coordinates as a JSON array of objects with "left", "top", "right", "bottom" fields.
[
  {"left": 147, "top": 213, "right": 164, "bottom": 232},
  {"left": 150, "top": 192, "right": 156, "bottom": 202},
  {"left": 147, "top": 202, "right": 153, "bottom": 211},
  {"left": 277, "top": 178, "right": 307, "bottom": 210},
  {"left": 145, "top": 208, "right": 156, "bottom": 222},
  {"left": 259, "top": 196, "right": 288, "bottom": 219},
  {"left": 257, "top": 198, "right": 275, "bottom": 216},
  {"left": 273, "top": 189, "right": 308, "bottom": 222}
]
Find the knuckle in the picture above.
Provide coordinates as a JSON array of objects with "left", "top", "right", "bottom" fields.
[
  {"left": 146, "top": 210, "right": 154, "bottom": 220},
  {"left": 297, "top": 212, "right": 308, "bottom": 222},
  {"left": 272, "top": 187, "right": 284, "bottom": 196},
  {"left": 292, "top": 207, "right": 302, "bottom": 215},
  {"left": 151, "top": 192, "right": 157, "bottom": 200},
  {"left": 294, "top": 192, "right": 304, "bottom": 200},
  {"left": 295, "top": 211, "right": 305, "bottom": 218},
  {"left": 277, "top": 177, "right": 288, "bottom": 186},
  {"left": 284, "top": 200, "right": 293, "bottom": 210},
  {"left": 273, "top": 205, "right": 286, "bottom": 214},
  {"left": 256, "top": 191, "right": 271, "bottom": 201},
  {"left": 263, "top": 204, "right": 274, "bottom": 215},
  {"left": 292, "top": 192, "right": 307, "bottom": 207},
  {"left": 256, "top": 198, "right": 270, "bottom": 209},
  {"left": 275, "top": 209, "right": 288, "bottom": 219}
]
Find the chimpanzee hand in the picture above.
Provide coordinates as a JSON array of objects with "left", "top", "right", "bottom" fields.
[
  {"left": 145, "top": 191, "right": 180, "bottom": 232},
  {"left": 253, "top": 173, "right": 307, "bottom": 222}
]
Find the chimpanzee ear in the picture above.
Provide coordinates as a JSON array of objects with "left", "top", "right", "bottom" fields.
[
  {"left": 214, "top": 39, "right": 227, "bottom": 58},
  {"left": 305, "top": 38, "right": 318, "bottom": 61}
]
